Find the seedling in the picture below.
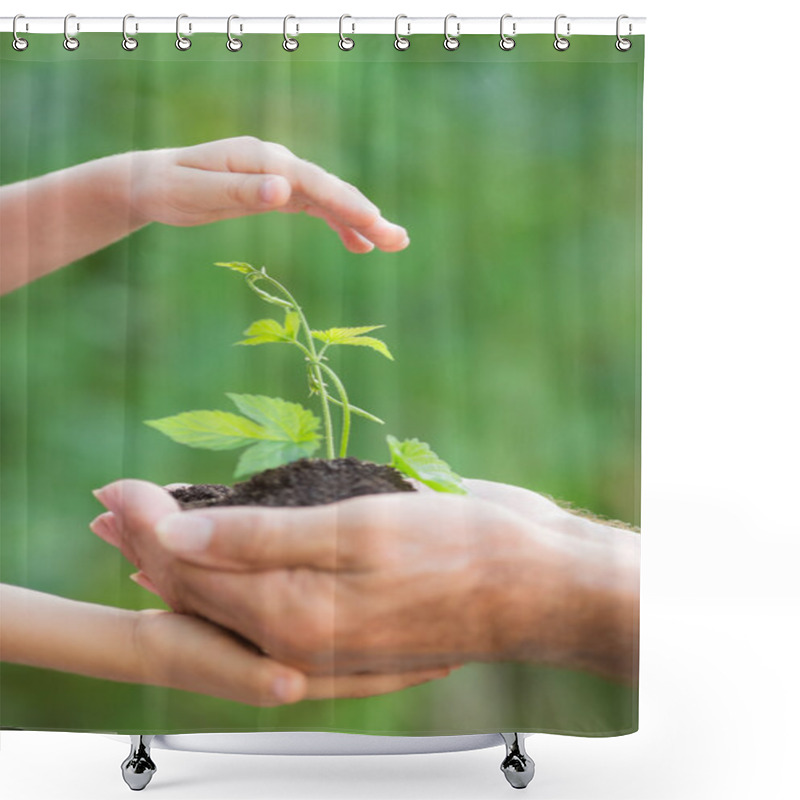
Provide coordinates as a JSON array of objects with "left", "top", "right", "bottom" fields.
[{"left": 146, "top": 263, "right": 465, "bottom": 493}]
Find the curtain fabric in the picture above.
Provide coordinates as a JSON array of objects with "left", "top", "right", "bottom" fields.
[{"left": 0, "top": 32, "right": 643, "bottom": 736}]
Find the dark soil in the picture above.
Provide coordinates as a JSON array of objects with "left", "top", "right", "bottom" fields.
[{"left": 170, "top": 456, "right": 416, "bottom": 510}]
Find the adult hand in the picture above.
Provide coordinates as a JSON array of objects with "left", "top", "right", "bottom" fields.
[
  {"left": 128, "top": 136, "right": 408, "bottom": 253},
  {"left": 93, "top": 478, "right": 631, "bottom": 678}
]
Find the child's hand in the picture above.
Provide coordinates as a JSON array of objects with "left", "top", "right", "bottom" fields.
[
  {"left": 129, "top": 136, "right": 409, "bottom": 253},
  {"left": 134, "top": 608, "right": 453, "bottom": 706}
]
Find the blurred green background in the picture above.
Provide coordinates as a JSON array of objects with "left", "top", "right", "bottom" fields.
[{"left": 0, "top": 34, "right": 642, "bottom": 735}]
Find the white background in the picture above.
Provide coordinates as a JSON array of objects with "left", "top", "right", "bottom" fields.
[{"left": 2, "top": 1, "right": 799, "bottom": 798}]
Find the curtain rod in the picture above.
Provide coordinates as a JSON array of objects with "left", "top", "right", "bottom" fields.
[{"left": 1, "top": 16, "right": 645, "bottom": 37}]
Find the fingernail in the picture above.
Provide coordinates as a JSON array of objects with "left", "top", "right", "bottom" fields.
[
  {"left": 155, "top": 514, "right": 213, "bottom": 552},
  {"left": 390, "top": 224, "right": 409, "bottom": 240},
  {"left": 92, "top": 484, "right": 116, "bottom": 509},
  {"left": 273, "top": 675, "right": 301, "bottom": 704},
  {"left": 90, "top": 512, "right": 120, "bottom": 545},
  {"left": 399, "top": 234, "right": 410, "bottom": 248},
  {"left": 260, "top": 176, "right": 284, "bottom": 205}
]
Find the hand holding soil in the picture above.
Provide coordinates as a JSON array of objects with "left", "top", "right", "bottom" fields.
[{"left": 93, "top": 476, "right": 639, "bottom": 684}]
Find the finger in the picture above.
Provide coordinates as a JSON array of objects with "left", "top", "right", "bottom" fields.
[
  {"left": 89, "top": 511, "right": 122, "bottom": 548},
  {"left": 303, "top": 207, "right": 375, "bottom": 253},
  {"left": 176, "top": 137, "right": 383, "bottom": 230},
  {"left": 304, "top": 666, "right": 453, "bottom": 700},
  {"left": 93, "top": 479, "right": 181, "bottom": 566},
  {"left": 348, "top": 216, "right": 409, "bottom": 252},
  {"left": 297, "top": 197, "right": 409, "bottom": 252},
  {"left": 150, "top": 503, "right": 344, "bottom": 571},
  {"left": 129, "top": 571, "right": 164, "bottom": 598},
  {"left": 402, "top": 477, "right": 436, "bottom": 494},
  {"left": 256, "top": 154, "right": 408, "bottom": 250},
  {"left": 141, "top": 608, "right": 308, "bottom": 706},
  {"left": 175, "top": 136, "right": 294, "bottom": 174},
  {"left": 462, "top": 479, "right": 563, "bottom": 518}
]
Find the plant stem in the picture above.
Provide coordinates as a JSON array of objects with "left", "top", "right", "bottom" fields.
[
  {"left": 249, "top": 272, "right": 335, "bottom": 459},
  {"left": 319, "top": 363, "right": 351, "bottom": 458}
]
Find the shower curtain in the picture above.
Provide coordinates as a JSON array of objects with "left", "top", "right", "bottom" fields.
[{"left": 0, "top": 28, "right": 643, "bottom": 738}]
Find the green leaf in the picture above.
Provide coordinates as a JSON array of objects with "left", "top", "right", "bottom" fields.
[
  {"left": 247, "top": 282, "right": 294, "bottom": 309},
  {"left": 312, "top": 326, "right": 393, "bottom": 360},
  {"left": 284, "top": 311, "right": 300, "bottom": 339},
  {"left": 145, "top": 411, "right": 268, "bottom": 451},
  {"left": 234, "top": 438, "right": 320, "bottom": 478},
  {"left": 237, "top": 318, "right": 293, "bottom": 345},
  {"left": 226, "top": 394, "right": 321, "bottom": 444},
  {"left": 386, "top": 435, "right": 467, "bottom": 494},
  {"left": 214, "top": 261, "right": 255, "bottom": 274}
]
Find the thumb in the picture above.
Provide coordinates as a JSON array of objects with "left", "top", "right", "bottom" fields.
[
  {"left": 194, "top": 171, "right": 292, "bottom": 213},
  {"left": 238, "top": 173, "right": 292, "bottom": 209},
  {"left": 150, "top": 503, "right": 344, "bottom": 572}
]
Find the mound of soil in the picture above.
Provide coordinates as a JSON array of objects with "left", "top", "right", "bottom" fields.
[{"left": 170, "top": 456, "right": 416, "bottom": 510}]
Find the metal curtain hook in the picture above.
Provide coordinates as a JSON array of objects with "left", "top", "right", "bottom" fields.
[
  {"left": 12, "top": 14, "right": 29, "bottom": 51},
  {"left": 227, "top": 15, "right": 243, "bottom": 51},
  {"left": 394, "top": 14, "right": 410, "bottom": 50},
  {"left": 176, "top": 14, "right": 191, "bottom": 50},
  {"left": 63, "top": 13, "right": 79, "bottom": 51},
  {"left": 443, "top": 14, "right": 460, "bottom": 51},
  {"left": 339, "top": 14, "right": 355, "bottom": 50},
  {"left": 553, "top": 14, "right": 570, "bottom": 51},
  {"left": 283, "top": 15, "right": 299, "bottom": 51},
  {"left": 122, "top": 14, "right": 138, "bottom": 51},
  {"left": 615, "top": 14, "right": 632, "bottom": 51},
  {"left": 499, "top": 14, "right": 515, "bottom": 50}
]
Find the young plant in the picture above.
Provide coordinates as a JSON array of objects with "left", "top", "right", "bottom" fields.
[{"left": 146, "top": 263, "right": 465, "bottom": 493}]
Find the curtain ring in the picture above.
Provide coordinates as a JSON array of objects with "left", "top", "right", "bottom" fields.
[
  {"left": 283, "top": 15, "right": 299, "bottom": 51},
  {"left": 553, "top": 14, "right": 570, "bottom": 51},
  {"left": 63, "top": 13, "right": 79, "bottom": 51},
  {"left": 339, "top": 14, "right": 355, "bottom": 50},
  {"left": 394, "top": 15, "right": 410, "bottom": 51},
  {"left": 499, "top": 14, "right": 515, "bottom": 51},
  {"left": 12, "top": 14, "right": 29, "bottom": 51},
  {"left": 443, "top": 14, "right": 460, "bottom": 51},
  {"left": 227, "top": 15, "right": 243, "bottom": 51},
  {"left": 176, "top": 14, "right": 191, "bottom": 50},
  {"left": 122, "top": 14, "right": 138, "bottom": 51},
  {"left": 615, "top": 15, "right": 632, "bottom": 51}
]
